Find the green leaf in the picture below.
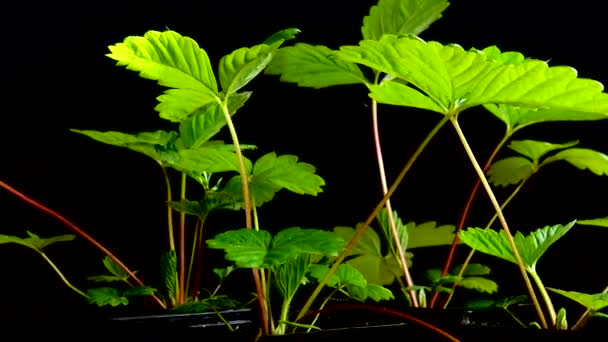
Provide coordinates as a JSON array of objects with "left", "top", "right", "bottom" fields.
[
  {"left": 71, "top": 129, "right": 178, "bottom": 162},
  {"left": 87, "top": 287, "right": 129, "bottom": 307},
  {"left": 332, "top": 226, "right": 405, "bottom": 285},
  {"left": 361, "top": 0, "right": 450, "bottom": 40},
  {"left": 460, "top": 263, "right": 492, "bottom": 277},
  {"left": 176, "top": 145, "right": 253, "bottom": 174},
  {"left": 577, "top": 217, "right": 608, "bottom": 227},
  {"left": 556, "top": 307, "right": 568, "bottom": 330},
  {"left": 102, "top": 256, "right": 129, "bottom": 279},
  {"left": 346, "top": 283, "right": 394, "bottom": 302},
  {"left": 487, "top": 157, "right": 535, "bottom": 187},
  {"left": 309, "top": 263, "right": 367, "bottom": 288},
  {"left": 123, "top": 286, "right": 157, "bottom": 297},
  {"left": 253, "top": 152, "right": 325, "bottom": 195},
  {"left": 213, "top": 266, "right": 234, "bottom": 283},
  {"left": 172, "top": 295, "right": 241, "bottom": 313},
  {"left": 178, "top": 92, "right": 251, "bottom": 148},
  {"left": 339, "top": 35, "right": 608, "bottom": 118},
  {"left": 368, "top": 80, "right": 445, "bottom": 112},
  {"left": 265, "top": 43, "right": 368, "bottom": 88},
  {"left": 547, "top": 288, "right": 608, "bottom": 311},
  {"left": 459, "top": 221, "right": 576, "bottom": 270},
  {"left": 207, "top": 228, "right": 344, "bottom": 268},
  {"left": 485, "top": 104, "right": 608, "bottom": 131},
  {"left": 407, "top": 221, "right": 457, "bottom": 249},
  {"left": 262, "top": 28, "right": 301, "bottom": 45},
  {"left": 167, "top": 199, "right": 203, "bottom": 216},
  {"left": 160, "top": 250, "right": 178, "bottom": 302},
  {"left": 274, "top": 255, "right": 312, "bottom": 301},
  {"left": 542, "top": 148, "right": 608, "bottom": 176},
  {"left": 219, "top": 40, "right": 283, "bottom": 95},
  {"left": 0, "top": 232, "right": 75, "bottom": 251},
  {"left": 377, "top": 208, "right": 408, "bottom": 254},
  {"left": 508, "top": 140, "right": 579, "bottom": 162},
  {"left": 107, "top": 30, "right": 220, "bottom": 121},
  {"left": 457, "top": 277, "right": 498, "bottom": 294}
]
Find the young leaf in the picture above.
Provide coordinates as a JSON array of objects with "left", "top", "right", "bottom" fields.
[
  {"left": 252, "top": 153, "right": 325, "bottom": 196},
  {"left": 219, "top": 40, "right": 284, "bottom": 95},
  {"left": 459, "top": 221, "right": 576, "bottom": 270},
  {"left": 262, "top": 28, "right": 301, "bottom": 45},
  {"left": 160, "top": 250, "right": 178, "bottom": 302},
  {"left": 87, "top": 287, "right": 129, "bottom": 307},
  {"left": 376, "top": 208, "right": 408, "bottom": 255},
  {"left": 71, "top": 129, "right": 178, "bottom": 163},
  {"left": 123, "top": 286, "right": 157, "bottom": 298},
  {"left": 407, "top": 221, "right": 457, "bottom": 249},
  {"left": 176, "top": 146, "right": 253, "bottom": 174},
  {"left": 269, "top": 228, "right": 345, "bottom": 264},
  {"left": 508, "top": 140, "right": 579, "bottom": 162},
  {"left": 556, "top": 307, "right": 568, "bottom": 330},
  {"left": 309, "top": 263, "right": 367, "bottom": 288},
  {"left": 207, "top": 229, "right": 272, "bottom": 268},
  {"left": 577, "top": 217, "right": 608, "bottom": 227},
  {"left": 178, "top": 92, "right": 252, "bottom": 149},
  {"left": 547, "top": 288, "right": 608, "bottom": 312},
  {"left": 265, "top": 43, "right": 368, "bottom": 88},
  {"left": 102, "top": 256, "right": 129, "bottom": 280},
  {"left": 361, "top": 0, "right": 450, "bottom": 40},
  {"left": 0, "top": 232, "right": 75, "bottom": 250},
  {"left": 167, "top": 199, "right": 203, "bottom": 216},
  {"left": 487, "top": 157, "right": 535, "bottom": 187},
  {"left": 457, "top": 277, "right": 498, "bottom": 294},
  {"left": 107, "top": 30, "right": 220, "bottom": 121},
  {"left": 346, "top": 283, "right": 394, "bottom": 302},
  {"left": 333, "top": 225, "right": 382, "bottom": 256},
  {"left": 542, "top": 148, "right": 608, "bottom": 176},
  {"left": 459, "top": 263, "right": 492, "bottom": 277},
  {"left": 273, "top": 255, "right": 312, "bottom": 301}
]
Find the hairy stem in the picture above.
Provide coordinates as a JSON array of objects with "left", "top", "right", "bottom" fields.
[
  {"left": 296, "top": 116, "right": 450, "bottom": 322},
  {"left": 0, "top": 180, "right": 167, "bottom": 309},
  {"left": 449, "top": 117, "right": 547, "bottom": 329},
  {"left": 371, "top": 98, "right": 418, "bottom": 307}
]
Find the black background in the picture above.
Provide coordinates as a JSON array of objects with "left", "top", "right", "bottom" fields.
[{"left": 1, "top": 0, "right": 607, "bottom": 323}]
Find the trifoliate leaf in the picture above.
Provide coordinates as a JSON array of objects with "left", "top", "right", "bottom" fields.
[
  {"left": 487, "top": 157, "right": 535, "bottom": 187},
  {"left": 542, "top": 148, "right": 608, "bottom": 176},
  {"left": 407, "top": 221, "right": 457, "bottom": 249}
]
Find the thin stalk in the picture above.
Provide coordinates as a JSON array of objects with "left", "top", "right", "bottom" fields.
[
  {"left": 178, "top": 172, "right": 187, "bottom": 305},
  {"left": 219, "top": 99, "right": 268, "bottom": 335},
  {"left": 442, "top": 178, "right": 529, "bottom": 308},
  {"left": 572, "top": 285, "right": 608, "bottom": 330},
  {"left": 0, "top": 180, "right": 167, "bottom": 309},
  {"left": 295, "top": 115, "right": 451, "bottom": 323},
  {"left": 37, "top": 250, "right": 89, "bottom": 299},
  {"left": 186, "top": 217, "right": 205, "bottom": 299},
  {"left": 159, "top": 163, "right": 178, "bottom": 307},
  {"left": 449, "top": 117, "right": 548, "bottom": 329},
  {"left": 305, "top": 288, "right": 340, "bottom": 333},
  {"left": 528, "top": 268, "right": 557, "bottom": 327},
  {"left": 370, "top": 97, "right": 418, "bottom": 307},
  {"left": 430, "top": 133, "right": 511, "bottom": 308}
]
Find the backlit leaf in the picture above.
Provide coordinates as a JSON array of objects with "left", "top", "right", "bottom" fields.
[
  {"left": 87, "top": 287, "right": 129, "bottom": 307},
  {"left": 0, "top": 232, "right": 74, "bottom": 251},
  {"left": 547, "top": 288, "right": 608, "bottom": 311},
  {"left": 107, "top": 30, "right": 220, "bottom": 121},
  {"left": 542, "top": 148, "right": 608, "bottom": 176},
  {"left": 262, "top": 28, "right": 301, "bottom": 45},
  {"left": 274, "top": 255, "right": 312, "bottom": 301},
  {"left": 508, "top": 140, "right": 579, "bottom": 162},
  {"left": 457, "top": 277, "right": 498, "bottom": 294},
  {"left": 361, "top": 0, "right": 450, "bottom": 40},
  {"left": 265, "top": 43, "right": 368, "bottom": 88},
  {"left": 484, "top": 104, "right": 608, "bottom": 131},
  {"left": 219, "top": 40, "right": 283, "bottom": 95},
  {"left": 459, "top": 221, "right": 576, "bottom": 270},
  {"left": 346, "top": 283, "right": 394, "bottom": 302},
  {"left": 377, "top": 208, "right": 408, "bottom": 254},
  {"left": 176, "top": 146, "right": 252, "bottom": 174},
  {"left": 407, "top": 221, "right": 457, "bottom": 249},
  {"left": 487, "top": 157, "right": 535, "bottom": 187},
  {"left": 309, "top": 263, "right": 367, "bottom": 288},
  {"left": 577, "top": 217, "right": 608, "bottom": 227}
]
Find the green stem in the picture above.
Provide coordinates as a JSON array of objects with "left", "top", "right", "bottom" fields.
[
  {"left": 276, "top": 295, "right": 293, "bottom": 335},
  {"left": 295, "top": 115, "right": 450, "bottom": 323},
  {"left": 430, "top": 132, "right": 511, "bottom": 308},
  {"left": 159, "top": 164, "right": 178, "bottom": 306},
  {"left": 37, "top": 250, "right": 89, "bottom": 299},
  {"left": 0, "top": 180, "right": 167, "bottom": 309},
  {"left": 529, "top": 268, "right": 557, "bottom": 327},
  {"left": 370, "top": 97, "right": 418, "bottom": 307},
  {"left": 305, "top": 288, "right": 340, "bottom": 333},
  {"left": 219, "top": 98, "right": 268, "bottom": 335},
  {"left": 177, "top": 173, "right": 187, "bottom": 305},
  {"left": 449, "top": 117, "right": 548, "bottom": 329},
  {"left": 186, "top": 217, "right": 204, "bottom": 299},
  {"left": 486, "top": 178, "right": 529, "bottom": 229}
]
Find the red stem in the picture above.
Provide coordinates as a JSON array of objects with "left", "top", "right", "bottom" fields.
[{"left": 0, "top": 179, "right": 167, "bottom": 309}]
